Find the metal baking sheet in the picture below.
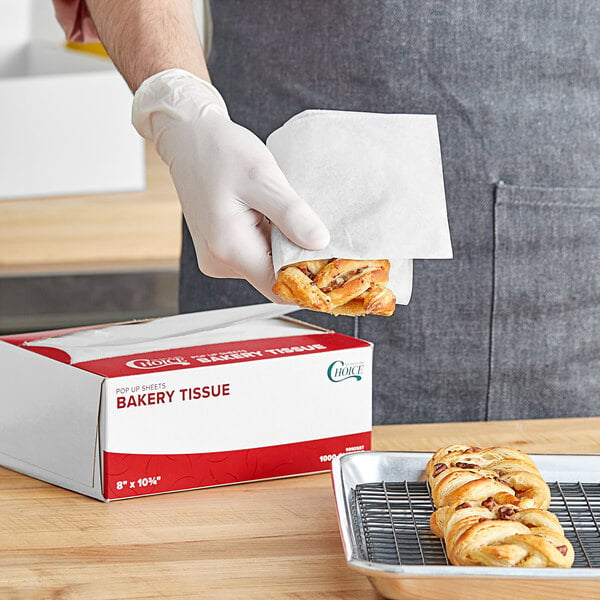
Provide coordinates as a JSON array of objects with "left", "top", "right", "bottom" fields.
[{"left": 331, "top": 451, "right": 600, "bottom": 600}]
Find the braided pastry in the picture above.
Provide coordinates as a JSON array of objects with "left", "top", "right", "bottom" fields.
[
  {"left": 272, "top": 258, "right": 396, "bottom": 316},
  {"left": 426, "top": 445, "right": 574, "bottom": 568},
  {"left": 426, "top": 445, "right": 551, "bottom": 509}
]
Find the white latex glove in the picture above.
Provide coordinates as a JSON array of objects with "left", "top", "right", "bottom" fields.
[{"left": 132, "top": 69, "right": 329, "bottom": 301}]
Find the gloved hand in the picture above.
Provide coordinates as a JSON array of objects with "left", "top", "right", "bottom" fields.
[{"left": 132, "top": 69, "right": 329, "bottom": 301}]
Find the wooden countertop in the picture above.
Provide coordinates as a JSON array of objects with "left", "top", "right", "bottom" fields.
[
  {"left": 0, "top": 143, "right": 181, "bottom": 276},
  {"left": 1, "top": 418, "right": 599, "bottom": 599}
]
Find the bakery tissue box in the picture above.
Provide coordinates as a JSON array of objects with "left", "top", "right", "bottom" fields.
[{"left": 0, "top": 304, "right": 372, "bottom": 501}]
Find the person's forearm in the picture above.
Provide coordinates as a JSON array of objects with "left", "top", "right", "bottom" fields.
[{"left": 85, "top": 0, "right": 210, "bottom": 91}]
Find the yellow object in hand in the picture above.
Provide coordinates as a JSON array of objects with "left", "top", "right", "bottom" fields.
[{"left": 65, "top": 41, "right": 109, "bottom": 59}]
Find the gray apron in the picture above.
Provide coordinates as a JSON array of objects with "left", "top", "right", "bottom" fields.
[{"left": 180, "top": 1, "right": 600, "bottom": 424}]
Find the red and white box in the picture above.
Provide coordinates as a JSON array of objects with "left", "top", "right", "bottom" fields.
[{"left": 0, "top": 304, "right": 372, "bottom": 501}]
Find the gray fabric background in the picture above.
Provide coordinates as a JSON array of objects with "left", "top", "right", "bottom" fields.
[{"left": 180, "top": 1, "right": 600, "bottom": 423}]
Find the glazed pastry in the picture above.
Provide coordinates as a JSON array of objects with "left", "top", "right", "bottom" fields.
[
  {"left": 272, "top": 258, "right": 396, "bottom": 316},
  {"left": 426, "top": 445, "right": 574, "bottom": 567}
]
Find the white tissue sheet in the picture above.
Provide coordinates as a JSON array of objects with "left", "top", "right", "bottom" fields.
[
  {"left": 25, "top": 303, "right": 300, "bottom": 364},
  {"left": 267, "top": 110, "right": 452, "bottom": 304}
]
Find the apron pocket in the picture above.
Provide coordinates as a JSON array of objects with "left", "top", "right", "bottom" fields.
[{"left": 488, "top": 183, "right": 600, "bottom": 419}]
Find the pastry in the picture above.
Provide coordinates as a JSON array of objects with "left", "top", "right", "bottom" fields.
[
  {"left": 426, "top": 445, "right": 574, "bottom": 567},
  {"left": 425, "top": 445, "right": 551, "bottom": 510},
  {"left": 272, "top": 258, "right": 396, "bottom": 316}
]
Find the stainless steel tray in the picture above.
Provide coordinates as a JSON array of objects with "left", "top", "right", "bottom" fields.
[{"left": 331, "top": 451, "right": 600, "bottom": 600}]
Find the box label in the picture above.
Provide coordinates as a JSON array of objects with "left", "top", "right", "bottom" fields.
[
  {"left": 103, "top": 347, "right": 372, "bottom": 454},
  {"left": 102, "top": 345, "right": 372, "bottom": 499}
]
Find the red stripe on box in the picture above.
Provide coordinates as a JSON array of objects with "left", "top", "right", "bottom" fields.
[
  {"left": 103, "top": 431, "right": 371, "bottom": 499},
  {"left": 75, "top": 333, "right": 370, "bottom": 377}
]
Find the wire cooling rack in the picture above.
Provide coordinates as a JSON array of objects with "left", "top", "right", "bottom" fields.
[{"left": 352, "top": 481, "right": 600, "bottom": 567}]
